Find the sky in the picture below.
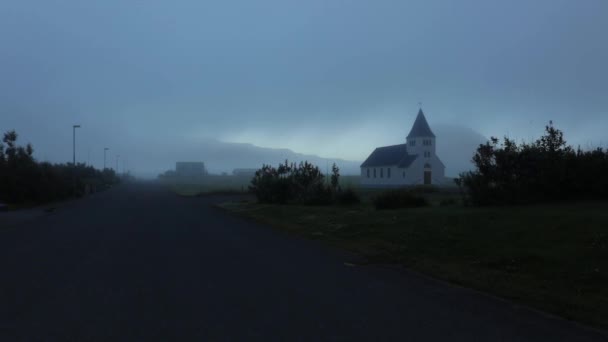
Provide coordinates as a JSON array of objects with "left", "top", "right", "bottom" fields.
[{"left": 1, "top": 0, "right": 607, "bottom": 175}]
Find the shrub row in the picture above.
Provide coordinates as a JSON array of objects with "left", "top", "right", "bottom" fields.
[
  {"left": 372, "top": 189, "right": 429, "bottom": 210},
  {"left": 0, "top": 130, "right": 120, "bottom": 205},
  {"left": 458, "top": 122, "right": 608, "bottom": 205},
  {"left": 249, "top": 160, "right": 360, "bottom": 205}
]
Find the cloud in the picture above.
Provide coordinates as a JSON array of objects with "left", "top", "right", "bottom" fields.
[{"left": 1, "top": 0, "right": 606, "bottom": 175}]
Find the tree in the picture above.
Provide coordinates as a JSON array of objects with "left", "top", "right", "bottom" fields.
[
  {"left": 0, "top": 130, "right": 120, "bottom": 204},
  {"left": 330, "top": 163, "right": 340, "bottom": 191},
  {"left": 249, "top": 160, "right": 332, "bottom": 205},
  {"left": 459, "top": 122, "right": 608, "bottom": 205}
]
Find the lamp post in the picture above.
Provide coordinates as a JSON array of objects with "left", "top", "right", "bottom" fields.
[
  {"left": 72, "top": 125, "right": 81, "bottom": 165},
  {"left": 116, "top": 155, "right": 120, "bottom": 173},
  {"left": 103, "top": 148, "right": 109, "bottom": 170}
]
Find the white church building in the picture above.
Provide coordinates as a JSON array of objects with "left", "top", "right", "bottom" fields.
[{"left": 360, "top": 108, "right": 446, "bottom": 187}]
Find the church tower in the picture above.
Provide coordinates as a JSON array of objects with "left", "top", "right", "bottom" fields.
[{"left": 406, "top": 108, "right": 436, "bottom": 160}]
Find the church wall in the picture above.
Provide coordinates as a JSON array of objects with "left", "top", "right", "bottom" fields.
[
  {"left": 360, "top": 156, "right": 447, "bottom": 187},
  {"left": 360, "top": 166, "right": 411, "bottom": 187}
]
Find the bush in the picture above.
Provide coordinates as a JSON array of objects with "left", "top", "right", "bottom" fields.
[
  {"left": 459, "top": 122, "right": 608, "bottom": 205},
  {"left": 336, "top": 188, "right": 361, "bottom": 205},
  {"left": 439, "top": 198, "right": 457, "bottom": 206},
  {"left": 249, "top": 160, "right": 337, "bottom": 205},
  {"left": 0, "top": 130, "right": 120, "bottom": 205},
  {"left": 373, "top": 189, "right": 429, "bottom": 210},
  {"left": 409, "top": 185, "right": 439, "bottom": 194}
]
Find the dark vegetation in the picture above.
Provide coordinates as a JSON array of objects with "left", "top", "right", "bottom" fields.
[
  {"left": 459, "top": 122, "right": 608, "bottom": 205},
  {"left": 372, "top": 189, "right": 429, "bottom": 209},
  {"left": 249, "top": 160, "right": 360, "bottom": 205},
  {"left": 223, "top": 201, "right": 608, "bottom": 329},
  {"left": 0, "top": 130, "right": 120, "bottom": 206},
  {"left": 335, "top": 188, "right": 361, "bottom": 205},
  {"left": 224, "top": 122, "right": 608, "bottom": 328},
  {"left": 249, "top": 161, "right": 442, "bottom": 209}
]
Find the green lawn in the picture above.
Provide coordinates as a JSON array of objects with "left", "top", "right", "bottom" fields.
[{"left": 220, "top": 200, "right": 608, "bottom": 329}]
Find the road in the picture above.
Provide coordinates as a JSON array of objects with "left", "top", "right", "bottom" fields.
[{"left": 0, "top": 183, "right": 606, "bottom": 341}]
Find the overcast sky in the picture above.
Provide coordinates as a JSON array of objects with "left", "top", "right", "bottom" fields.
[{"left": 1, "top": 0, "right": 607, "bottom": 173}]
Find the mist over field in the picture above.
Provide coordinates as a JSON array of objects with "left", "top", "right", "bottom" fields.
[{"left": 1, "top": 0, "right": 606, "bottom": 177}]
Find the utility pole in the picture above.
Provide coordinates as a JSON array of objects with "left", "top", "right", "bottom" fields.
[
  {"left": 72, "top": 125, "right": 81, "bottom": 165},
  {"left": 116, "top": 155, "right": 120, "bottom": 173},
  {"left": 104, "top": 148, "right": 109, "bottom": 170}
]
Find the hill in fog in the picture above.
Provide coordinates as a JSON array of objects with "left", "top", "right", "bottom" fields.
[
  {"left": 137, "top": 139, "right": 362, "bottom": 178},
  {"left": 138, "top": 124, "right": 485, "bottom": 179},
  {"left": 433, "top": 124, "right": 487, "bottom": 177}
]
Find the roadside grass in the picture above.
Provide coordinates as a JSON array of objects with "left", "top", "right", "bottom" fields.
[{"left": 220, "top": 200, "right": 608, "bottom": 329}]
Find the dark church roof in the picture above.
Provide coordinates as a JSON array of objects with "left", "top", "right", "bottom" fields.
[
  {"left": 360, "top": 144, "right": 418, "bottom": 168},
  {"left": 407, "top": 109, "right": 435, "bottom": 138}
]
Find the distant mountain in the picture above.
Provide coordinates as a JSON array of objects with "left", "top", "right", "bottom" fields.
[
  {"left": 433, "top": 124, "right": 487, "bottom": 177},
  {"left": 188, "top": 139, "right": 363, "bottom": 175},
  {"left": 137, "top": 138, "right": 362, "bottom": 178},
  {"left": 135, "top": 125, "right": 486, "bottom": 179}
]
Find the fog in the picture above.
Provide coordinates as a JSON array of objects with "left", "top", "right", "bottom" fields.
[{"left": 1, "top": 0, "right": 607, "bottom": 177}]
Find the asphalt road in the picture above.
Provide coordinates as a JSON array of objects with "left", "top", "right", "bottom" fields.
[{"left": 0, "top": 183, "right": 606, "bottom": 341}]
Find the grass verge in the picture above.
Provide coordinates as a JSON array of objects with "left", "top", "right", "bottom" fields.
[{"left": 220, "top": 200, "right": 608, "bottom": 329}]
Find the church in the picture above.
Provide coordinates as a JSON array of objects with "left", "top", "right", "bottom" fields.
[{"left": 360, "top": 108, "right": 446, "bottom": 187}]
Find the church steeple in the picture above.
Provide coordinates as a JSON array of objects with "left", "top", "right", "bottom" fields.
[
  {"left": 407, "top": 108, "right": 435, "bottom": 139},
  {"left": 406, "top": 108, "right": 436, "bottom": 158}
]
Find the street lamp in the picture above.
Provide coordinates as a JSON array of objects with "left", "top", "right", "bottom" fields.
[
  {"left": 72, "top": 125, "right": 81, "bottom": 165},
  {"left": 116, "top": 155, "right": 120, "bottom": 173},
  {"left": 103, "top": 148, "right": 109, "bottom": 170}
]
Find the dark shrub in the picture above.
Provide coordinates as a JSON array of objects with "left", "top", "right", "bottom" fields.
[
  {"left": 0, "top": 130, "right": 120, "bottom": 205},
  {"left": 439, "top": 198, "right": 457, "bottom": 206},
  {"left": 373, "top": 189, "right": 429, "bottom": 210},
  {"left": 409, "top": 185, "right": 439, "bottom": 194},
  {"left": 249, "top": 160, "right": 336, "bottom": 205},
  {"left": 302, "top": 183, "right": 334, "bottom": 206},
  {"left": 459, "top": 122, "right": 608, "bottom": 205},
  {"left": 336, "top": 188, "right": 361, "bottom": 205}
]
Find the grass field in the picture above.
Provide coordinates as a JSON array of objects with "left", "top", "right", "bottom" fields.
[{"left": 220, "top": 199, "right": 608, "bottom": 329}]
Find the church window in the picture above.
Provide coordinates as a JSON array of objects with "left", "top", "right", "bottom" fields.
[
  {"left": 373, "top": 168, "right": 376, "bottom": 178},
  {"left": 367, "top": 169, "right": 370, "bottom": 178},
  {"left": 380, "top": 168, "right": 384, "bottom": 178},
  {"left": 387, "top": 168, "right": 391, "bottom": 178},
  {"left": 409, "top": 140, "right": 416, "bottom": 147}
]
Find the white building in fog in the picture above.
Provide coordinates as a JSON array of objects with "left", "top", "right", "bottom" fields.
[{"left": 360, "top": 108, "right": 446, "bottom": 187}]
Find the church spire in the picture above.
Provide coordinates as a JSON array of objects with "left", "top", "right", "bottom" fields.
[{"left": 407, "top": 108, "right": 435, "bottom": 138}]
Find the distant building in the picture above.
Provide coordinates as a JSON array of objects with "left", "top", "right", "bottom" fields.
[
  {"left": 175, "top": 162, "right": 207, "bottom": 177},
  {"left": 360, "top": 108, "right": 446, "bottom": 187},
  {"left": 232, "top": 168, "right": 257, "bottom": 177}
]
